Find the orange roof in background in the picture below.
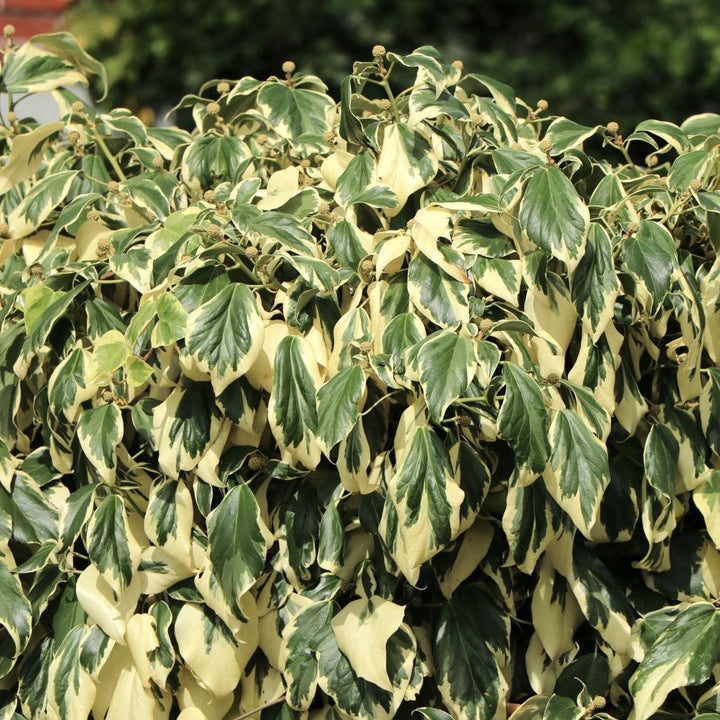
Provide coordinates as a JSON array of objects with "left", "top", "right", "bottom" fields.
[{"left": 1, "top": 0, "right": 69, "bottom": 42}]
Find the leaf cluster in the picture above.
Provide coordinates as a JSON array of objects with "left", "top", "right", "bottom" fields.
[{"left": 1, "top": 33, "right": 720, "bottom": 720}]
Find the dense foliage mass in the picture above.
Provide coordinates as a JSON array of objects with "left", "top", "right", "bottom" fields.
[
  {"left": 1, "top": 30, "right": 720, "bottom": 720},
  {"left": 65, "top": 0, "right": 720, "bottom": 130}
]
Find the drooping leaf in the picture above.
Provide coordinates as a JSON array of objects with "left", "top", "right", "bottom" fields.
[
  {"left": 629, "top": 603, "right": 720, "bottom": 720},
  {"left": 380, "top": 426, "right": 464, "bottom": 582},
  {"left": 519, "top": 166, "right": 589, "bottom": 267},
  {"left": 207, "top": 484, "right": 271, "bottom": 619},
  {"left": 87, "top": 494, "right": 140, "bottom": 593},
  {"left": 316, "top": 365, "right": 366, "bottom": 454},
  {"left": 186, "top": 283, "right": 265, "bottom": 394},
  {"left": 498, "top": 363, "right": 550, "bottom": 474},
  {"left": 76, "top": 403, "right": 123, "bottom": 485},
  {"left": 406, "top": 330, "right": 477, "bottom": 422},
  {"left": 434, "top": 584, "right": 510, "bottom": 720}
]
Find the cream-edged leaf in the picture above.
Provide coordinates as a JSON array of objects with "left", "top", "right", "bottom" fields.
[
  {"left": 77, "top": 403, "right": 123, "bottom": 485},
  {"left": 186, "top": 283, "right": 265, "bottom": 394},
  {"left": 331, "top": 596, "right": 405, "bottom": 692}
]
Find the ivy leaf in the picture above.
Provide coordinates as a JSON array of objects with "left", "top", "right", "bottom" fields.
[
  {"left": 0, "top": 562, "right": 33, "bottom": 679},
  {"left": 207, "top": 484, "right": 271, "bottom": 619},
  {"left": 186, "top": 283, "right": 265, "bottom": 395},
  {"left": 331, "top": 596, "right": 405, "bottom": 691},
  {"left": 375, "top": 123, "right": 438, "bottom": 216},
  {"left": 76, "top": 403, "right": 123, "bottom": 485},
  {"left": 150, "top": 292, "right": 188, "bottom": 348},
  {"left": 571, "top": 223, "right": 620, "bottom": 341},
  {"left": 0, "top": 121, "right": 64, "bottom": 194},
  {"left": 335, "top": 152, "right": 398, "bottom": 208},
  {"left": 546, "top": 408, "right": 611, "bottom": 537},
  {"left": 380, "top": 426, "right": 464, "bottom": 582},
  {"left": 543, "top": 117, "right": 600, "bottom": 154},
  {"left": 629, "top": 603, "right": 720, "bottom": 720},
  {"left": 694, "top": 469, "right": 720, "bottom": 549},
  {"left": 182, "top": 134, "right": 249, "bottom": 188},
  {"left": 9, "top": 170, "right": 79, "bottom": 239},
  {"left": 519, "top": 166, "right": 589, "bottom": 267},
  {"left": 623, "top": 220, "right": 677, "bottom": 311},
  {"left": 408, "top": 253, "right": 470, "bottom": 327},
  {"left": 316, "top": 365, "right": 366, "bottom": 455},
  {"left": 498, "top": 363, "right": 550, "bottom": 474},
  {"left": 434, "top": 584, "right": 509, "bottom": 720},
  {"left": 268, "top": 335, "right": 321, "bottom": 470},
  {"left": 86, "top": 494, "right": 140, "bottom": 594},
  {"left": 407, "top": 330, "right": 477, "bottom": 421},
  {"left": 258, "top": 82, "right": 333, "bottom": 142}
]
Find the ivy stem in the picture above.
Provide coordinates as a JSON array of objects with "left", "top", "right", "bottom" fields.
[
  {"left": 231, "top": 695, "right": 287, "bottom": 720},
  {"left": 95, "top": 132, "right": 127, "bottom": 182}
]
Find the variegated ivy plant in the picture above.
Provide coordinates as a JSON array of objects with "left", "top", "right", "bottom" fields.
[{"left": 1, "top": 28, "right": 720, "bottom": 720}]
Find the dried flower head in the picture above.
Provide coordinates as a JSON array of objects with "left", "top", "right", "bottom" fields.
[
  {"left": 452, "top": 60, "right": 464, "bottom": 70},
  {"left": 96, "top": 239, "right": 114, "bottom": 259},
  {"left": 282, "top": 61, "right": 296, "bottom": 74},
  {"left": 3, "top": 24, "right": 16, "bottom": 37},
  {"left": 152, "top": 156, "right": 164, "bottom": 169},
  {"left": 479, "top": 318, "right": 493, "bottom": 333},
  {"left": 536, "top": 99, "right": 549, "bottom": 111},
  {"left": 372, "top": 45, "right": 386, "bottom": 58},
  {"left": 646, "top": 154, "right": 658, "bottom": 167},
  {"left": 360, "top": 258, "right": 374, "bottom": 282},
  {"left": 71, "top": 101, "right": 85, "bottom": 114},
  {"left": 217, "top": 81, "right": 231, "bottom": 94},
  {"left": 206, "top": 102, "right": 221, "bottom": 116},
  {"left": 538, "top": 139, "right": 553, "bottom": 153},
  {"left": 203, "top": 189, "right": 216, "bottom": 203},
  {"left": 606, "top": 121, "right": 620, "bottom": 134},
  {"left": 689, "top": 178, "right": 702, "bottom": 191}
]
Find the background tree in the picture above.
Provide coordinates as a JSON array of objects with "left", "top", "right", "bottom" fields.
[{"left": 66, "top": 0, "right": 720, "bottom": 130}]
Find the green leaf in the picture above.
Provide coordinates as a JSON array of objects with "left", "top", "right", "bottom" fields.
[
  {"left": 87, "top": 494, "right": 139, "bottom": 593},
  {"left": 633, "top": 120, "right": 689, "bottom": 153},
  {"left": 316, "top": 365, "right": 366, "bottom": 454},
  {"left": 9, "top": 170, "right": 79, "bottom": 238},
  {"left": 182, "top": 134, "right": 249, "bottom": 188},
  {"left": 623, "top": 220, "right": 676, "bottom": 311},
  {"left": 318, "top": 505, "right": 345, "bottom": 573},
  {"left": 154, "top": 378, "right": 221, "bottom": 478},
  {"left": 644, "top": 424, "right": 679, "bottom": 499},
  {"left": 519, "top": 166, "right": 589, "bottom": 266},
  {"left": 0, "top": 562, "right": 32, "bottom": 679},
  {"left": 375, "top": 123, "right": 438, "bottom": 216},
  {"left": 434, "top": 584, "right": 509, "bottom": 720},
  {"left": 76, "top": 403, "right": 123, "bottom": 485},
  {"left": 0, "top": 42, "right": 86, "bottom": 96},
  {"left": 408, "top": 253, "right": 470, "bottom": 327},
  {"left": 0, "top": 121, "right": 64, "bottom": 194},
  {"left": 335, "top": 152, "right": 398, "bottom": 208},
  {"left": 268, "top": 335, "right": 321, "bottom": 470},
  {"left": 542, "top": 695, "right": 585, "bottom": 720},
  {"left": 27, "top": 32, "right": 107, "bottom": 99},
  {"left": 282, "top": 600, "right": 331, "bottom": 709},
  {"left": 544, "top": 118, "right": 599, "bottom": 153},
  {"left": 151, "top": 292, "right": 188, "bottom": 347},
  {"left": 694, "top": 470, "right": 720, "bottom": 549},
  {"left": 570, "top": 223, "right": 620, "bottom": 341},
  {"left": 668, "top": 149, "right": 713, "bottom": 190},
  {"left": 380, "top": 426, "right": 464, "bottom": 581},
  {"left": 503, "top": 479, "right": 562, "bottom": 574},
  {"left": 546, "top": 409, "right": 610, "bottom": 537},
  {"left": 47, "top": 626, "right": 97, "bottom": 720},
  {"left": 630, "top": 603, "right": 720, "bottom": 720},
  {"left": 498, "top": 363, "right": 550, "bottom": 474},
  {"left": 11, "top": 474, "right": 59, "bottom": 545},
  {"left": 258, "top": 82, "right": 333, "bottom": 141},
  {"left": 407, "top": 330, "right": 477, "bottom": 421},
  {"left": 207, "top": 484, "right": 271, "bottom": 618},
  {"left": 186, "top": 283, "right": 264, "bottom": 394}
]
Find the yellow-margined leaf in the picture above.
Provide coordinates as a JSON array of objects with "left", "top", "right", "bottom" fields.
[{"left": 331, "top": 596, "right": 405, "bottom": 692}]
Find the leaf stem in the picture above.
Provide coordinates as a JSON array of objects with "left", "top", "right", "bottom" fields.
[
  {"left": 95, "top": 132, "right": 127, "bottom": 182},
  {"left": 231, "top": 695, "right": 287, "bottom": 720}
]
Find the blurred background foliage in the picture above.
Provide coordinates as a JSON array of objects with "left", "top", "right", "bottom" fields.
[{"left": 66, "top": 0, "right": 720, "bottom": 131}]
